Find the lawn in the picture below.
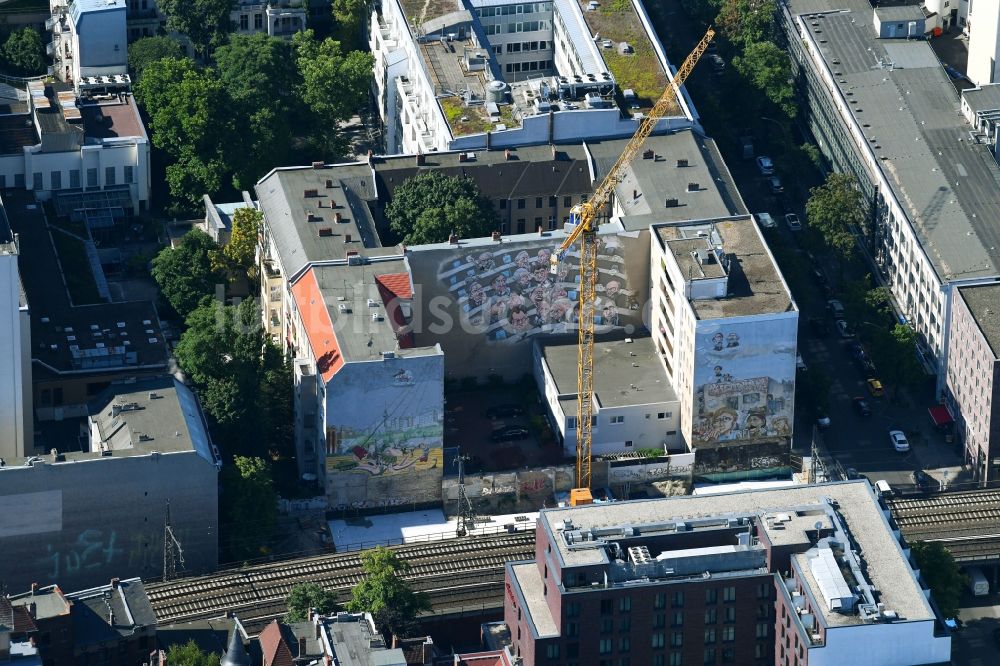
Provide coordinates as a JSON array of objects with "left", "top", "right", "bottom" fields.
[
  {"left": 50, "top": 228, "right": 102, "bottom": 305},
  {"left": 440, "top": 96, "right": 493, "bottom": 137}
]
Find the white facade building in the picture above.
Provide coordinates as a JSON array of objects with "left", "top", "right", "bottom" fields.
[
  {"left": 49, "top": 0, "right": 127, "bottom": 87},
  {"left": 369, "top": 0, "right": 698, "bottom": 155},
  {"left": 968, "top": 0, "right": 1000, "bottom": 85},
  {"left": 232, "top": 0, "right": 307, "bottom": 37},
  {"left": 0, "top": 230, "right": 31, "bottom": 463}
]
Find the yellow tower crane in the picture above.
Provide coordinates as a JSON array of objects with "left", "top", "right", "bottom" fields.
[{"left": 550, "top": 28, "right": 716, "bottom": 506}]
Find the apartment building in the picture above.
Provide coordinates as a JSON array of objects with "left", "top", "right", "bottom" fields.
[
  {"left": 49, "top": 0, "right": 127, "bottom": 87},
  {"left": 0, "top": 212, "right": 31, "bottom": 463},
  {"left": 504, "top": 482, "right": 951, "bottom": 666},
  {"left": 232, "top": 0, "right": 307, "bottom": 37},
  {"left": 944, "top": 284, "right": 1000, "bottom": 482},
  {"left": 369, "top": 0, "right": 696, "bottom": 155},
  {"left": 781, "top": 0, "right": 1000, "bottom": 389}
]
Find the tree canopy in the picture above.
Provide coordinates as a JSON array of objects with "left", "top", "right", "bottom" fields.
[
  {"left": 386, "top": 172, "right": 498, "bottom": 244},
  {"left": 732, "top": 41, "right": 796, "bottom": 118},
  {"left": 165, "top": 640, "right": 217, "bottom": 666},
  {"left": 220, "top": 207, "right": 262, "bottom": 279},
  {"left": 805, "top": 173, "right": 865, "bottom": 271},
  {"left": 870, "top": 324, "right": 925, "bottom": 395},
  {"left": 910, "top": 541, "right": 964, "bottom": 619},
  {"left": 158, "top": 0, "right": 233, "bottom": 55},
  {"left": 151, "top": 229, "right": 224, "bottom": 319},
  {"left": 346, "top": 547, "right": 431, "bottom": 637},
  {"left": 3, "top": 27, "right": 46, "bottom": 76},
  {"left": 286, "top": 582, "right": 338, "bottom": 622},
  {"left": 716, "top": 0, "right": 777, "bottom": 47},
  {"left": 220, "top": 456, "right": 278, "bottom": 562},
  {"left": 127, "top": 36, "right": 185, "bottom": 82},
  {"left": 332, "top": 0, "right": 367, "bottom": 50}
]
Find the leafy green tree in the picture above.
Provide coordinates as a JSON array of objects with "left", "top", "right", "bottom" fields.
[
  {"left": 680, "top": 0, "right": 723, "bottom": 25},
  {"left": 386, "top": 172, "right": 498, "bottom": 244},
  {"left": 870, "top": 324, "right": 925, "bottom": 396},
  {"left": 151, "top": 229, "right": 224, "bottom": 319},
  {"left": 293, "top": 30, "right": 374, "bottom": 157},
  {"left": 805, "top": 173, "right": 866, "bottom": 274},
  {"left": 136, "top": 58, "right": 240, "bottom": 208},
  {"left": 214, "top": 34, "right": 299, "bottom": 187},
  {"left": 286, "top": 582, "right": 338, "bottom": 622},
  {"left": 910, "top": 541, "right": 964, "bottom": 619},
  {"left": 3, "top": 27, "right": 45, "bottom": 76},
  {"left": 158, "top": 0, "right": 233, "bottom": 55},
  {"left": 346, "top": 547, "right": 431, "bottom": 637},
  {"left": 716, "top": 0, "right": 777, "bottom": 47},
  {"left": 220, "top": 456, "right": 278, "bottom": 562},
  {"left": 733, "top": 41, "right": 796, "bottom": 117},
  {"left": 127, "top": 36, "right": 185, "bottom": 81},
  {"left": 333, "top": 0, "right": 367, "bottom": 50},
  {"left": 165, "top": 640, "right": 217, "bottom": 666},
  {"left": 864, "top": 286, "right": 893, "bottom": 321}
]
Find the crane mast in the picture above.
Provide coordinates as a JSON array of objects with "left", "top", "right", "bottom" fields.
[{"left": 550, "top": 28, "right": 716, "bottom": 503}]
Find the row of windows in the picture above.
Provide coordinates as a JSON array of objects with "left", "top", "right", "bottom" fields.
[
  {"left": 477, "top": 3, "right": 553, "bottom": 18},
  {"left": 484, "top": 20, "right": 551, "bottom": 35},
  {"left": 499, "top": 194, "right": 586, "bottom": 210},
  {"left": 238, "top": 13, "right": 265, "bottom": 30},
  {"left": 506, "top": 40, "right": 549, "bottom": 53},
  {"left": 505, "top": 60, "right": 553, "bottom": 73},
  {"left": 15, "top": 166, "right": 134, "bottom": 192}
]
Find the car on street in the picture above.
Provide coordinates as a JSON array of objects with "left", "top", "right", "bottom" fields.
[
  {"left": 756, "top": 212, "right": 776, "bottom": 228},
  {"left": 707, "top": 54, "right": 725, "bottom": 73},
  {"left": 827, "top": 299, "right": 845, "bottom": 318},
  {"left": 817, "top": 412, "right": 831, "bottom": 429},
  {"left": 889, "top": 429, "right": 910, "bottom": 452},
  {"left": 768, "top": 176, "right": 784, "bottom": 194},
  {"left": 846, "top": 467, "right": 860, "bottom": 480},
  {"left": 836, "top": 319, "right": 853, "bottom": 338},
  {"left": 867, "top": 378, "right": 884, "bottom": 397},
  {"left": 808, "top": 316, "right": 829, "bottom": 337},
  {"left": 848, "top": 341, "right": 865, "bottom": 360},
  {"left": 486, "top": 404, "right": 524, "bottom": 419},
  {"left": 756, "top": 155, "right": 774, "bottom": 176},
  {"left": 852, "top": 397, "right": 872, "bottom": 416},
  {"left": 911, "top": 469, "right": 934, "bottom": 491},
  {"left": 784, "top": 213, "right": 802, "bottom": 231},
  {"left": 491, "top": 425, "right": 530, "bottom": 442}
]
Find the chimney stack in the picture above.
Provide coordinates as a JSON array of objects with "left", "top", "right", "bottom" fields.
[
  {"left": 537, "top": 226, "right": 543, "bottom": 236},
  {"left": 416, "top": 153, "right": 426, "bottom": 166},
  {"left": 491, "top": 231, "right": 502, "bottom": 242},
  {"left": 111, "top": 577, "right": 120, "bottom": 589},
  {"left": 504, "top": 148, "right": 511, "bottom": 161},
  {"left": 30, "top": 582, "right": 38, "bottom": 594}
]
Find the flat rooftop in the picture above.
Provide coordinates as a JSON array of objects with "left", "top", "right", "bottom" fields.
[
  {"left": 537, "top": 481, "right": 933, "bottom": 623},
  {"left": 656, "top": 216, "right": 794, "bottom": 318},
  {"left": 538, "top": 337, "right": 676, "bottom": 409},
  {"left": 962, "top": 84, "right": 1000, "bottom": 116},
  {"left": 788, "top": 0, "right": 1000, "bottom": 282},
  {"left": 957, "top": 284, "right": 1000, "bottom": 357},
  {"left": 79, "top": 96, "right": 146, "bottom": 140},
  {"left": 5, "top": 194, "right": 167, "bottom": 374}
]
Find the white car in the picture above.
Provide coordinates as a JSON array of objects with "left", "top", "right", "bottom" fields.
[
  {"left": 756, "top": 155, "right": 774, "bottom": 176},
  {"left": 836, "top": 319, "right": 852, "bottom": 338},
  {"left": 889, "top": 430, "right": 910, "bottom": 453},
  {"left": 784, "top": 213, "right": 802, "bottom": 231}
]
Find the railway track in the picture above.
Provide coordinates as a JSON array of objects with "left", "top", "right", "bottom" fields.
[
  {"left": 887, "top": 489, "right": 1000, "bottom": 545},
  {"left": 147, "top": 533, "right": 535, "bottom": 628}
]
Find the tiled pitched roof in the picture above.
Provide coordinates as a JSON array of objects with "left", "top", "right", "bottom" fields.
[
  {"left": 259, "top": 620, "right": 294, "bottom": 666},
  {"left": 291, "top": 267, "right": 344, "bottom": 381}
]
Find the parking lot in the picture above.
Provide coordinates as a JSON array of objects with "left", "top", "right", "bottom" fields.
[{"left": 444, "top": 384, "right": 566, "bottom": 473}]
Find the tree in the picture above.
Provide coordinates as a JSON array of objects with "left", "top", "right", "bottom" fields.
[
  {"left": 910, "top": 541, "right": 964, "bottom": 619},
  {"left": 332, "top": 0, "right": 366, "bottom": 50},
  {"left": 732, "top": 41, "right": 796, "bottom": 118},
  {"left": 165, "top": 640, "right": 217, "bottom": 666},
  {"left": 3, "top": 28, "right": 45, "bottom": 76},
  {"left": 864, "top": 286, "right": 893, "bottom": 321},
  {"left": 220, "top": 456, "right": 278, "bottom": 562},
  {"left": 286, "top": 583, "right": 338, "bottom": 622},
  {"left": 214, "top": 34, "right": 299, "bottom": 187},
  {"left": 386, "top": 172, "right": 498, "bottom": 244},
  {"left": 158, "top": 0, "right": 233, "bottom": 55},
  {"left": 151, "top": 230, "right": 224, "bottom": 319},
  {"left": 870, "top": 324, "right": 925, "bottom": 397},
  {"left": 294, "top": 30, "right": 374, "bottom": 157},
  {"left": 127, "top": 36, "right": 185, "bottom": 81},
  {"left": 220, "top": 207, "right": 262, "bottom": 279},
  {"left": 716, "top": 0, "right": 777, "bottom": 48},
  {"left": 805, "top": 173, "right": 866, "bottom": 274},
  {"left": 136, "top": 59, "right": 240, "bottom": 208},
  {"left": 346, "top": 547, "right": 431, "bottom": 637}
]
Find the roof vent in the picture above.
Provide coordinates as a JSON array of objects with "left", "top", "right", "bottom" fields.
[
  {"left": 318, "top": 227, "right": 333, "bottom": 237},
  {"left": 311, "top": 161, "right": 324, "bottom": 169},
  {"left": 687, "top": 182, "right": 699, "bottom": 192},
  {"left": 676, "top": 158, "right": 689, "bottom": 167},
  {"left": 642, "top": 149, "right": 654, "bottom": 159},
  {"left": 664, "top": 198, "right": 679, "bottom": 208},
  {"left": 326, "top": 179, "right": 334, "bottom": 188},
  {"left": 367, "top": 298, "right": 378, "bottom": 307},
  {"left": 338, "top": 303, "right": 350, "bottom": 313},
  {"left": 304, "top": 188, "right": 318, "bottom": 198},
  {"left": 382, "top": 351, "right": 396, "bottom": 360}
]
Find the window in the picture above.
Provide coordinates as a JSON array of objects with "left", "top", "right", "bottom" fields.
[
  {"left": 669, "top": 654, "right": 683, "bottom": 666},
  {"left": 566, "top": 621, "right": 578, "bottom": 637},
  {"left": 704, "top": 608, "right": 716, "bottom": 624},
  {"left": 516, "top": 219, "right": 525, "bottom": 234},
  {"left": 549, "top": 195, "right": 557, "bottom": 206},
  {"left": 69, "top": 169, "right": 80, "bottom": 188},
  {"left": 599, "top": 638, "right": 613, "bottom": 654},
  {"left": 32, "top": 172, "right": 41, "bottom": 190},
  {"left": 722, "top": 626, "right": 735, "bottom": 642},
  {"left": 651, "top": 633, "right": 665, "bottom": 649},
  {"left": 535, "top": 197, "right": 543, "bottom": 208},
  {"left": 721, "top": 648, "right": 734, "bottom": 663},
  {"left": 655, "top": 593, "right": 667, "bottom": 609},
  {"left": 567, "top": 417, "right": 576, "bottom": 430},
  {"left": 619, "top": 596, "right": 631, "bottom": 613},
  {"left": 723, "top": 587, "right": 736, "bottom": 602},
  {"left": 548, "top": 216, "right": 557, "bottom": 230},
  {"left": 566, "top": 602, "right": 580, "bottom": 617},
  {"left": 671, "top": 611, "right": 684, "bottom": 627},
  {"left": 254, "top": 13, "right": 263, "bottom": 29},
  {"left": 545, "top": 644, "right": 560, "bottom": 659},
  {"left": 669, "top": 631, "right": 682, "bottom": 647},
  {"left": 14, "top": 173, "right": 24, "bottom": 188},
  {"left": 757, "top": 583, "right": 771, "bottom": 599},
  {"left": 667, "top": 430, "right": 678, "bottom": 436},
  {"left": 517, "top": 198, "right": 525, "bottom": 209},
  {"left": 754, "top": 644, "right": 766, "bottom": 659},
  {"left": 704, "top": 628, "right": 716, "bottom": 644},
  {"left": 105, "top": 166, "right": 116, "bottom": 185},
  {"left": 671, "top": 591, "right": 684, "bottom": 607},
  {"left": 124, "top": 165, "right": 134, "bottom": 184},
  {"left": 534, "top": 216, "right": 543, "bottom": 230},
  {"left": 240, "top": 14, "right": 249, "bottom": 30},
  {"left": 601, "top": 599, "right": 614, "bottom": 615},
  {"left": 703, "top": 648, "right": 716, "bottom": 665},
  {"left": 619, "top": 637, "right": 631, "bottom": 653},
  {"left": 609, "top": 415, "right": 625, "bottom": 424},
  {"left": 50, "top": 171, "right": 61, "bottom": 190},
  {"left": 755, "top": 623, "right": 768, "bottom": 638},
  {"left": 653, "top": 613, "right": 665, "bottom": 629},
  {"left": 564, "top": 196, "right": 572, "bottom": 207},
  {"left": 724, "top": 607, "right": 736, "bottom": 623},
  {"left": 601, "top": 617, "right": 613, "bottom": 633},
  {"left": 705, "top": 588, "right": 717, "bottom": 604},
  {"left": 619, "top": 616, "right": 631, "bottom": 632}
]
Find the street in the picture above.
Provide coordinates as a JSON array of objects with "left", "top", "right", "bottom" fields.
[{"left": 952, "top": 593, "right": 1000, "bottom": 665}]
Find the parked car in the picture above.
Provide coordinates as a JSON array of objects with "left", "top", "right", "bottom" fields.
[
  {"left": 491, "top": 425, "right": 530, "bottom": 442},
  {"left": 827, "top": 299, "right": 845, "bottom": 318},
  {"left": 486, "top": 404, "right": 524, "bottom": 419},
  {"left": 707, "top": 53, "right": 725, "bottom": 73},
  {"left": 756, "top": 155, "right": 774, "bottom": 176},
  {"left": 852, "top": 397, "right": 872, "bottom": 416},
  {"left": 784, "top": 213, "right": 802, "bottom": 231},
  {"left": 889, "top": 429, "right": 910, "bottom": 452},
  {"left": 867, "top": 378, "right": 884, "bottom": 397},
  {"left": 756, "top": 212, "right": 776, "bottom": 228},
  {"left": 848, "top": 341, "right": 865, "bottom": 360},
  {"left": 911, "top": 469, "right": 933, "bottom": 491},
  {"left": 816, "top": 412, "right": 831, "bottom": 429},
  {"left": 768, "top": 176, "right": 784, "bottom": 194},
  {"left": 836, "top": 319, "right": 853, "bottom": 338},
  {"left": 846, "top": 467, "right": 860, "bottom": 480},
  {"left": 808, "top": 317, "right": 829, "bottom": 337}
]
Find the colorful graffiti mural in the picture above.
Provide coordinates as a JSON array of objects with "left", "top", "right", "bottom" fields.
[
  {"left": 436, "top": 236, "right": 641, "bottom": 343},
  {"left": 691, "top": 318, "right": 796, "bottom": 445}
]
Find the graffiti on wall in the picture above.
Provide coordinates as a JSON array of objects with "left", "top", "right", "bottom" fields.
[
  {"left": 692, "top": 319, "right": 796, "bottom": 445},
  {"left": 436, "top": 236, "right": 641, "bottom": 343}
]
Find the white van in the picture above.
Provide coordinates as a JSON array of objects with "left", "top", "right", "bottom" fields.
[
  {"left": 966, "top": 566, "right": 989, "bottom": 596},
  {"left": 874, "top": 479, "right": 893, "bottom": 498}
]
